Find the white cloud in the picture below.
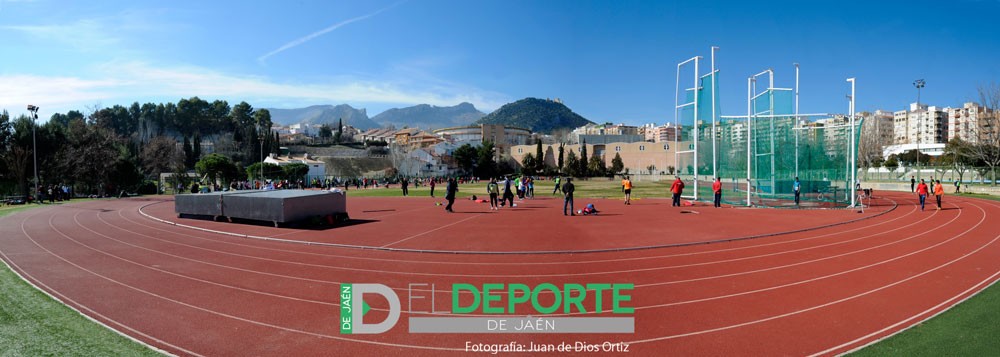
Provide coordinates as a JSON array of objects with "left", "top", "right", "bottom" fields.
[
  {"left": 0, "top": 61, "right": 508, "bottom": 115},
  {"left": 258, "top": 1, "right": 405, "bottom": 63},
  {"left": 2, "top": 19, "right": 120, "bottom": 49}
]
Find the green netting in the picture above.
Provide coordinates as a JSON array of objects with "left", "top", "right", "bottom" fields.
[{"left": 680, "top": 72, "right": 863, "bottom": 208}]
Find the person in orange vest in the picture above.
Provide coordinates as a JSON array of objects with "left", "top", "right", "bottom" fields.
[
  {"left": 670, "top": 176, "right": 685, "bottom": 207},
  {"left": 712, "top": 177, "right": 722, "bottom": 208},
  {"left": 622, "top": 175, "right": 633, "bottom": 205},
  {"left": 934, "top": 179, "right": 945, "bottom": 210},
  {"left": 915, "top": 179, "right": 929, "bottom": 211}
]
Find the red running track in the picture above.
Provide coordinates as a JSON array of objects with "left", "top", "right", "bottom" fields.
[{"left": 1, "top": 191, "right": 999, "bottom": 356}]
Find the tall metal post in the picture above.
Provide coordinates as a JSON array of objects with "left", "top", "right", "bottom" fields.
[
  {"left": 913, "top": 79, "right": 925, "bottom": 182},
  {"left": 27, "top": 105, "right": 39, "bottom": 201},
  {"left": 711, "top": 46, "right": 719, "bottom": 181},
  {"left": 259, "top": 121, "right": 265, "bottom": 187},
  {"left": 769, "top": 69, "right": 775, "bottom": 195},
  {"left": 747, "top": 77, "right": 753, "bottom": 206},
  {"left": 693, "top": 57, "right": 699, "bottom": 200},
  {"left": 794, "top": 63, "right": 800, "bottom": 178},
  {"left": 848, "top": 78, "right": 856, "bottom": 207}
]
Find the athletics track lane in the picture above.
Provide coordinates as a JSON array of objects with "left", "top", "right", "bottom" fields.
[{"left": 0, "top": 191, "right": 998, "bottom": 355}]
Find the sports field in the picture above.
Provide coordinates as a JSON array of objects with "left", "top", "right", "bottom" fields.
[{"left": 2, "top": 189, "right": 1000, "bottom": 355}]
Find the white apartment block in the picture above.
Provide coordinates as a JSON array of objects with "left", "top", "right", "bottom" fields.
[
  {"left": 947, "top": 102, "right": 994, "bottom": 144},
  {"left": 893, "top": 103, "right": 948, "bottom": 145},
  {"left": 862, "top": 109, "right": 894, "bottom": 145}
]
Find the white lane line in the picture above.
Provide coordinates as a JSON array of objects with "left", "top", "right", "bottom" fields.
[
  {"left": 624, "top": 201, "right": 999, "bottom": 346},
  {"left": 378, "top": 213, "right": 484, "bottom": 248},
  {"left": 17, "top": 207, "right": 464, "bottom": 352},
  {"left": 56, "top": 212, "right": 337, "bottom": 306},
  {"left": 821, "top": 270, "right": 1000, "bottom": 356},
  {"left": 4, "top": 209, "right": 202, "bottom": 357},
  {"left": 127, "top": 201, "right": 930, "bottom": 279},
  {"left": 136, "top": 196, "right": 905, "bottom": 263}
]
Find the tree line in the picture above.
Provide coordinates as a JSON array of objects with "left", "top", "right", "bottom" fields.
[
  {"left": 0, "top": 97, "right": 281, "bottom": 197},
  {"left": 450, "top": 139, "right": 626, "bottom": 179}
]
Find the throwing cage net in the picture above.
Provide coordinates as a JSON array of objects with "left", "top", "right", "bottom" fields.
[{"left": 675, "top": 52, "right": 862, "bottom": 208}]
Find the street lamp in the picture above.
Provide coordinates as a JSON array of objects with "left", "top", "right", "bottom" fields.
[
  {"left": 913, "top": 79, "right": 925, "bottom": 181},
  {"left": 27, "top": 105, "right": 39, "bottom": 202},
  {"left": 258, "top": 120, "right": 266, "bottom": 187}
]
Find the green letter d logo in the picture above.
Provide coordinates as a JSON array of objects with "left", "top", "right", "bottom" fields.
[{"left": 342, "top": 284, "right": 400, "bottom": 334}]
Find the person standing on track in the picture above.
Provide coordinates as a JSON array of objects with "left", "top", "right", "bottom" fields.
[
  {"left": 562, "top": 178, "right": 575, "bottom": 216},
  {"left": 934, "top": 179, "right": 944, "bottom": 210},
  {"left": 911, "top": 176, "right": 916, "bottom": 193},
  {"left": 793, "top": 177, "right": 801, "bottom": 207},
  {"left": 429, "top": 178, "right": 436, "bottom": 197},
  {"left": 622, "top": 175, "right": 633, "bottom": 205},
  {"left": 487, "top": 178, "right": 499, "bottom": 211},
  {"left": 916, "top": 179, "right": 929, "bottom": 211},
  {"left": 670, "top": 176, "right": 684, "bottom": 207},
  {"left": 444, "top": 177, "right": 458, "bottom": 212},
  {"left": 502, "top": 176, "right": 515, "bottom": 208},
  {"left": 713, "top": 177, "right": 722, "bottom": 208},
  {"left": 401, "top": 177, "right": 409, "bottom": 196}
]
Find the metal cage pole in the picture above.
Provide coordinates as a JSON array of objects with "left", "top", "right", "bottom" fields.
[
  {"left": 747, "top": 77, "right": 753, "bottom": 206},
  {"left": 711, "top": 46, "right": 719, "bottom": 182},
  {"left": 794, "top": 63, "right": 800, "bottom": 178},
  {"left": 848, "top": 77, "right": 857, "bottom": 207},
  {"left": 693, "top": 57, "right": 700, "bottom": 200},
  {"left": 769, "top": 70, "right": 775, "bottom": 196}
]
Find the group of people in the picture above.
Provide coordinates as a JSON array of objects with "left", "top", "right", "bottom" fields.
[
  {"left": 482, "top": 176, "right": 536, "bottom": 211},
  {"left": 914, "top": 178, "right": 946, "bottom": 211}
]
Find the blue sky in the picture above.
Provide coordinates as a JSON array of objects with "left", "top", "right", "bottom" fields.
[{"left": 2, "top": 0, "right": 999, "bottom": 126}]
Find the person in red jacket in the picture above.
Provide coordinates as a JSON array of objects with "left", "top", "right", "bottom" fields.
[
  {"left": 934, "top": 179, "right": 944, "bottom": 210},
  {"left": 712, "top": 177, "right": 722, "bottom": 208},
  {"left": 915, "top": 179, "right": 929, "bottom": 211},
  {"left": 670, "top": 176, "right": 685, "bottom": 207}
]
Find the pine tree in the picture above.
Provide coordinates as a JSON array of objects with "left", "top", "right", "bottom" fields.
[
  {"left": 182, "top": 136, "right": 194, "bottom": 169},
  {"left": 192, "top": 133, "right": 202, "bottom": 163},
  {"left": 557, "top": 143, "right": 564, "bottom": 173},
  {"left": 579, "top": 139, "right": 588, "bottom": 176},
  {"left": 611, "top": 152, "right": 624, "bottom": 175},
  {"left": 335, "top": 118, "right": 343, "bottom": 144},
  {"left": 535, "top": 139, "right": 544, "bottom": 172}
]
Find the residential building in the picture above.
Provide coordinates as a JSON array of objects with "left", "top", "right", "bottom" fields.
[
  {"left": 433, "top": 124, "right": 532, "bottom": 157},
  {"left": 264, "top": 153, "right": 326, "bottom": 178},
  {"left": 893, "top": 103, "right": 948, "bottom": 145},
  {"left": 359, "top": 128, "right": 397, "bottom": 143},
  {"left": 638, "top": 123, "right": 683, "bottom": 143},
  {"left": 947, "top": 102, "right": 995, "bottom": 144}
]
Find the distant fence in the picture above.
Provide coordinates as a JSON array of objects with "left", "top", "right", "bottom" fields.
[{"left": 860, "top": 166, "right": 998, "bottom": 185}]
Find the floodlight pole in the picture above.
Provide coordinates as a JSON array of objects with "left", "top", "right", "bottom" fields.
[
  {"left": 848, "top": 78, "right": 856, "bottom": 208},
  {"left": 28, "top": 105, "right": 39, "bottom": 201},
  {"left": 259, "top": 121, "right": 265, "bottom": 187},
  {"left": 913, "top": 79, "right": 925, "bottom": 182}
]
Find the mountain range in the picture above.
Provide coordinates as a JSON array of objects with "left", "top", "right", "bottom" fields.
[
  {"left": 371, "top": 102, "right": 484, "bottom": 130},
  {"left": 267, "top": 105, "right": 379, "bottom": 130},
  {"left": 266, "top": 103, "right": 483, "bottom": 131},
  {"left": 268, "top": 98, "right": 592, "bottom": 134}
]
